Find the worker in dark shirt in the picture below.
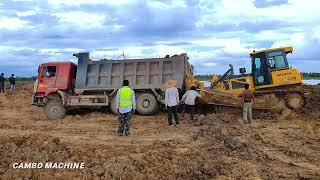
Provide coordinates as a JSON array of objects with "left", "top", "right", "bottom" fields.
[
  {"left": 9, "top": 74, "right": 16, "bottom": 92},
  {"left": 0, "top": 73, "right": 5, "bottom": 93},
  {"left": 241, "top": 84, "right": 254, "bottom": 123}
]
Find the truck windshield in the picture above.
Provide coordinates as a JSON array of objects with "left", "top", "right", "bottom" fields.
[
  {"left": 267, "top": 51, "right": 288, "bottom": 69},
  {"left": 42, "top": 66, "right": 57, "bottom": 77}
]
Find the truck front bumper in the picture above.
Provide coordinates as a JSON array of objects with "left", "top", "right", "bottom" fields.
[{"left": 32, "top": 95, "right": 46, "bottom": 107}]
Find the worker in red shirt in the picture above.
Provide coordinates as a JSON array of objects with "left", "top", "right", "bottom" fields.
[{"left": 241, "top": 84, "right": 254, "bottom": 123}]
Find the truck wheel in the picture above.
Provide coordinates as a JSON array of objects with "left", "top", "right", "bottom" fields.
[
  {"left": 45, "top": 101, "right": 66, "bottom": 120},
  {"left": 286, "top": 93, "right": 305, "bottom": 111},
  {"left": 136, "top": 93, "right": 158, "bottom": 115},
  {"left": 110, "top": 96, "right": 118, "bottom": 115}
]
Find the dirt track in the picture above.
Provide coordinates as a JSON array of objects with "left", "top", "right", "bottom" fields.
[{"left": 0, "top": 83, "right": 320, "bottom": 179}]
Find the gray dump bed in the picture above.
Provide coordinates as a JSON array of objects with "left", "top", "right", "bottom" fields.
[{"left": 74, "top": 53, "right": 193, "bottom": 90}]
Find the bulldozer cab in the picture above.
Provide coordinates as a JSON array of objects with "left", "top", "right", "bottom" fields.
[{"left": 250, "top": 47, "right": 292, "bottom": 86}]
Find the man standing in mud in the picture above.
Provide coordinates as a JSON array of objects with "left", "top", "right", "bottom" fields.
[
  {"left": 181, "top": 86, "right": 201, "bottom": 122},
  {"left": 241, "top": 84, "right": 254, "bottom": 123},
  {"left": 0, "top": 73, "right": 5, "bottom": 93},
  {"left": 9, "top": 74, "right": 16, "bottom": 92},
  {"left": 115, "top": 80, "right": 136, "bottom": 136},
  {"left": 165, "top": 80, "right": 180, "bottom": 127}
]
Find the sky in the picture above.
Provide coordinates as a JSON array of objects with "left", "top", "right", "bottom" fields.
[{"left": 0, "top": 0, "right": 319, "bottom": 77}]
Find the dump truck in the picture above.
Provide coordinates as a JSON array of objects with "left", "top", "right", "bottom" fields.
[
  {"left": 202, "top": 46, "right": 306, "bottom": 112},
  {"left": 32, "top": 53, "right": 198, "bottom": 119}
]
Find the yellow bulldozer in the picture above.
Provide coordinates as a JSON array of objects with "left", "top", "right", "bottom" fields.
[{"left": 202, "top": 46, "right": 306, "bottom": 111}]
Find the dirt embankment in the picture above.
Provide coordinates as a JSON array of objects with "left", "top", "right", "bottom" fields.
[
  {"left": 0, "top": 83, "right": 320, "bottom": 179},
  {"left": 303, "top": 85, "right": 320, "bottom": 119}
]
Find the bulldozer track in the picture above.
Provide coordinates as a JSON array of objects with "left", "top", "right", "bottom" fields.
[
  {"left": 202, "top": 88, "right": 308, "bottom": 114},
  {"left": 254, "top": 88, "right": 307, "bottom": 111}
]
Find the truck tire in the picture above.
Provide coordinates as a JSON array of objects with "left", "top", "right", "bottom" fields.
[
  {"left": 45, "top": 101, "right": 66, "bottom": 120},
  {"left": 136, "top": 93, "right": 158, "bottom": 115},
  {"left": 110, "top": 96, "right": 118, "bottom": 115}
]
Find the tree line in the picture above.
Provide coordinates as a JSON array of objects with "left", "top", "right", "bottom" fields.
[
  {"left": 302, "top": 73, "right": 320, "bottom": 80},
  {"left": 14, "top": 76, "right": 36, "bottom": 82}
]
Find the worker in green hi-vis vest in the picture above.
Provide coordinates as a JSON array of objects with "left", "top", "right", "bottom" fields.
[{"left": 115, "top": 80, "right": 136, "bottom": 136}]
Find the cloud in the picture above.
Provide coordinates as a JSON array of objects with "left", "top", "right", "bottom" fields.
[
  {"left": 0, "top": 0, "right": 319, "bottom": 77},
  {"left": 54, "top": 11, "right": 107, "bottom": 29},
  {"left": 47, "top": 0, "right": 132, "bottom": 7},
  {"left": 203, "top": 62, "right": 217, "bottom": 67},
  {"left": 271, "top": 31, "right": 320, "bottom": 62},
  {"left": 0, "top": 17, "right": 29, "bottom": 30},
  {"left": 254, "top": 0, "right": 288, "bottom": 8}
]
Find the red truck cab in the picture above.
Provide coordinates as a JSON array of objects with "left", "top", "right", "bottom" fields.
[{"left": 33, "top": 62, "right": 77, "bottom": 106}]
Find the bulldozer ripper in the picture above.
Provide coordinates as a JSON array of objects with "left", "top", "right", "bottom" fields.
[{"left": 12, "top": 162, "right": 85, "bottom": 169}]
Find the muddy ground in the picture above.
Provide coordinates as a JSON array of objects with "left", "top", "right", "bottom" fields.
[{"left": 0, "top": 83, "right": 319, "bottom": 179}]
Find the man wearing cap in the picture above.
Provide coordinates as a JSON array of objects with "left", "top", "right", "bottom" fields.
[
  {"left": 165, "top": 80, "right": 180, "bottom": 127},
  {"left": 115, "top": 80, "right": 136, "bottom": 136}
]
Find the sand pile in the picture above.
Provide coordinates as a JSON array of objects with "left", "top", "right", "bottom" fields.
[
  {"left": 303, "top": 86, "right": 320, "bottom": 119},
  {"left": 0, "top": 132, "right": 246, "bottom": 179},
  {"left": 191, "top": 113, "right": 320, "bottom": 179},
  {"left": 0, "top": 134, "right": 83, "bottom": 179},
  {"left": 4, "top": 83, "right": 34, "bottom": 106},
  {"left": 0, "top": 133, "right": 140, "bottom": 179}
]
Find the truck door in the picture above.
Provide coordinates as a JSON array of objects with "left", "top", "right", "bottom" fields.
[
  {"left": 252, "top": 53, "right": 272, "bottom": 86},
  {"left": 38, "top": 65, "right": 58, "bottom": 91}
]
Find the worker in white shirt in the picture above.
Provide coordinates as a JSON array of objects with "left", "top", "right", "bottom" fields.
[
  {"left": 164, "top": 80, "right": 179, "bottom": 127},
  {"left": 181, "top": 86, "right": 201, "bottom": 122}
]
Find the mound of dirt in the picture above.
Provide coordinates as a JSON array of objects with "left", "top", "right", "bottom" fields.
[
  {"left": 0, "top": 132, "right": 247, "bottom": 179},
  {"left": 302, "top": 86, "right": 320, "bottom": 119},
  {"left": 0, "top": 133, "right": 140, "bottom": 179},
  {"left": 4, "top": 83, "right": 34, "bottom": 106},
  {"left": 191, "top": 113, "right": 320, "bottom": 179},
  {"left": 0, "top": 134, "right": 80, "bottom": 179}
]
